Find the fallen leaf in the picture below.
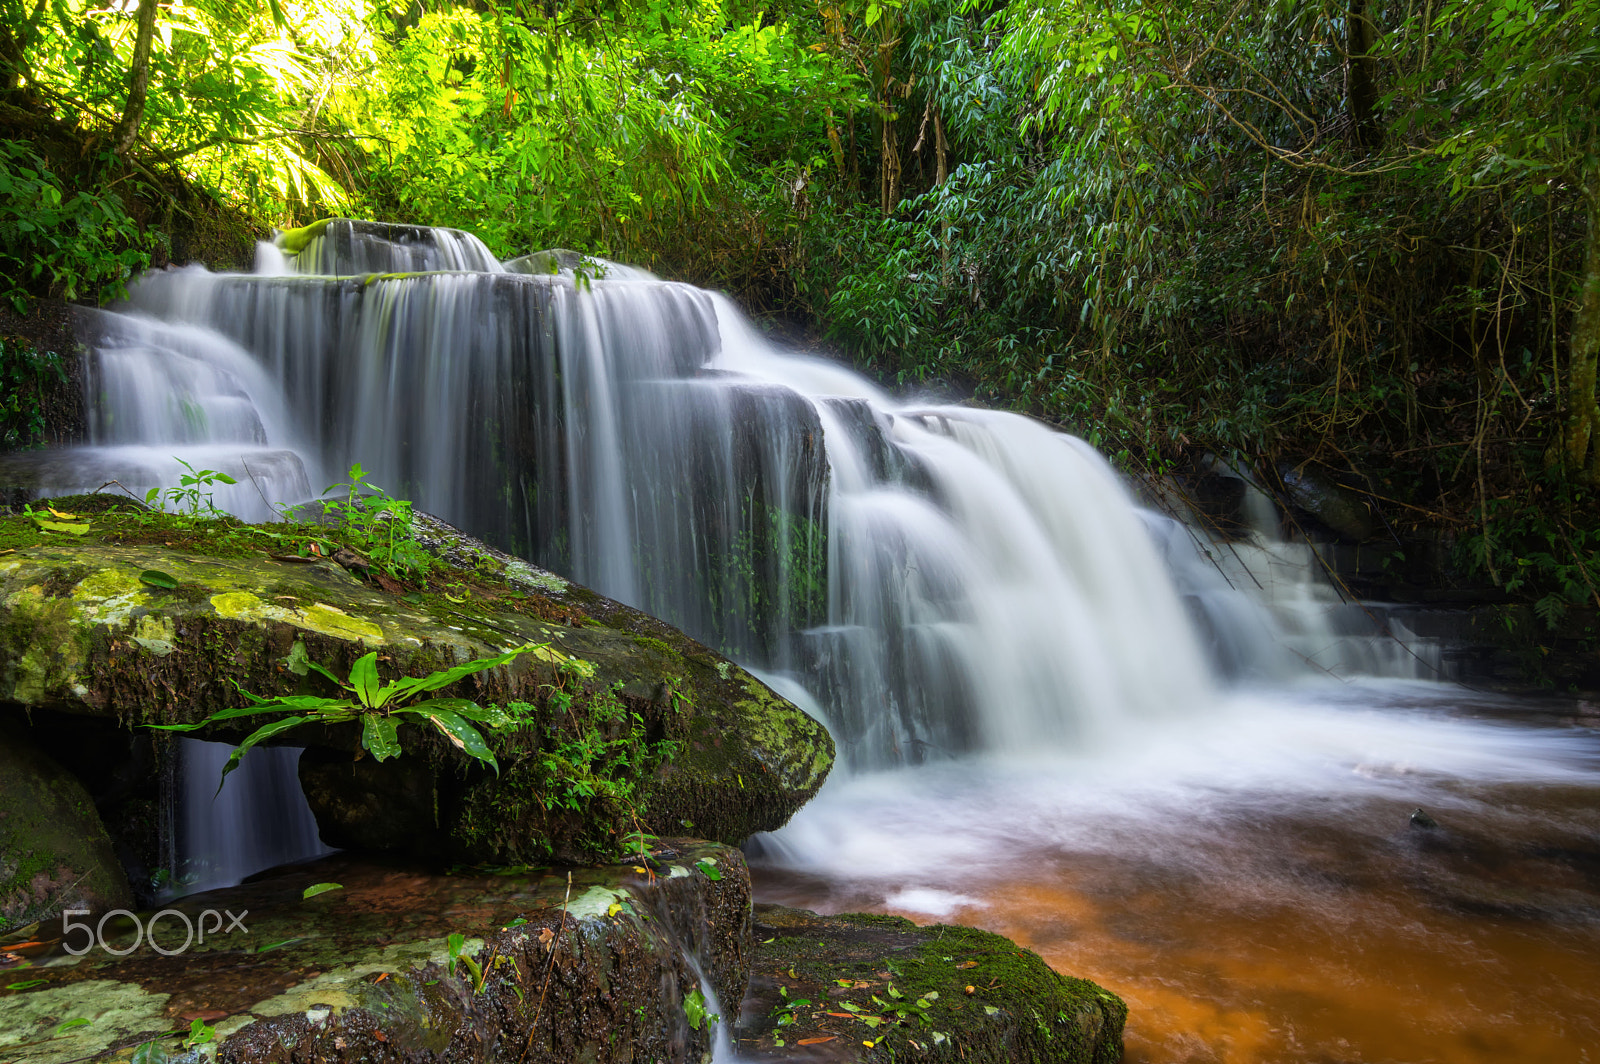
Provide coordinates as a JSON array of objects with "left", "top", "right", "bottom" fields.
[
  {"left": 956, "top": 960, "right": 979, "bottom": 969},
  {"left": 139, "top": 570, "right": 179, "bottom": 590},
  {"left": 302, "top": 882, "right": 344, "bottom": 900},
  {"left": 825, "top": 1012, "right": 854, "bottom": 1018},
  {"left": 964, "top": 985, "right": 976, "bottom": 994},
  {"left": 797, "top": 1037, "right": 836, "bottom": 1045},
  {"left": 46, "top": 507, "right": 76, "bottom": 519}
]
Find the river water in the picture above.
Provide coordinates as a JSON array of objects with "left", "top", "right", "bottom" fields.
[
  {"left": 30, "top": 220, "right": 1600, "bottom": 1061},
  {"left": 750, "top": 682, "right": 1600, "bottom": 1062}
]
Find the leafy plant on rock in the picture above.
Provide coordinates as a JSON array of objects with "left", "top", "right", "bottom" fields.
[{"left": 151, "top": 643, "right": 544, "bottom": 789}]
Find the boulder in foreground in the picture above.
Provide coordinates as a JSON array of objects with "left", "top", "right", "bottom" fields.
[
  {"left": 732, "top": 904, "right": 1126, "bottom": 1064},
  {"left": 0, "top": 841, "right": 748, "bottom": 1064}
]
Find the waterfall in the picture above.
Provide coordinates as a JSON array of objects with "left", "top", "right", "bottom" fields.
[
  {"left": 170, "top": 739, "right": 326, "bottom": 895},
  {"left": 22, "top": 219, "right": 1441, "bottom": 782}
]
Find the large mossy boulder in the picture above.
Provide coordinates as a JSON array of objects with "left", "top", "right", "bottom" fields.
[
  {"left": 733, "top": 905, "right": 1126, "bottom": 1064},
  {"left": 0, "top": 502, "right": 833, "bottom": 862},
  {"left": 0, "top": 841, "right": 749, "bottom": 1064},
  {"left": 0, "top": 723, "right": 133, "bottom": 934}
]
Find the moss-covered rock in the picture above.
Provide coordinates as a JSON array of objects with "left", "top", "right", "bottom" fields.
[
  {"left": 732, "top": 905, "right": 1125, "bottom": 1064},
  {"left": 0, "top": 841, "right": 749, "bottom": 1064},
  {"left": 0, "top": 504, "right": 833, "bottom": 861},
  {"left": 0, "top": 722, "right": 133, "bottom": 935}
]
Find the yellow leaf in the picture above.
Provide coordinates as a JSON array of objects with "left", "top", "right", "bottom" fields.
[{"left": 46, "top": 506, "right": 76, "bottom": 518}]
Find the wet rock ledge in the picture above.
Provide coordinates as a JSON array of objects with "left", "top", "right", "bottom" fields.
[
  {"left": 733, "top": 905, "right": 1126, "bottom": 1064},
  {"left": 0, "top": 841, "right": 748, "bottom": 1064}
]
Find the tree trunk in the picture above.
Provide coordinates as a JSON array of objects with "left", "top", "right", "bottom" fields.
[
  {"left": 1562, "top": 180, "right": 1600, "bottom": 479},
  {"left": 1346, "top": 0, "right": 1380, "bottom": 150},
  {"left": 112, "top": 0, "right": 160, "bottom": 155}
]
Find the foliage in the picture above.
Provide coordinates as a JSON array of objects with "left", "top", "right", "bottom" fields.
[
  {"left": 0, "top": 140, "right": 152, "bottom": 309},
  {"left": 684, "top": 986, "right": 720, "bottom": 1031},
  {"left": 316, "top": 462, "right": 432, "bottom": 581},
  {"left": 0, "top": 336, "right": 65, "bottom": 448},
  {"left": 521, "top": 658, "right": 678, "bottom": 821},
  {"left": 148, "top": 644, "right": 544, "bottom": 788},
  {"left": 143, "top": 457, "right": 236, "bottom": 517}
]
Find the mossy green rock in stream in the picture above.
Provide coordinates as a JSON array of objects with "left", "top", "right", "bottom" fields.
[
  {"left": 0, "top": 841, "right": 749, "bottom": 1064},
  {"left": 0, "top": 724, "right": 133, "bottom": 934},
  {"left": 733, "top": 905, "right": 1125, "bottom": 1064},
  {"left": 0, "top": 503, "right": 833, "bottom": 861}
]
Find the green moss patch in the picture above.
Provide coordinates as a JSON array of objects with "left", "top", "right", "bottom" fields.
[{"left": 735, "top": 905, "right": 1125, "bottom": 1064}]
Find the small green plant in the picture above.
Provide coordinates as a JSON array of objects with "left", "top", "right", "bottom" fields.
[
  {"left": 770, "top": 984, "right": 811, "bottom": 1047},
  {"left": 182, "top": 1018, "right": 216, "bottom": 1049},
  {"left": 683, "top": 987, "right": 720, "bottom": 1032},
  {"left": 130, "top": 1038, "right": 169, "bottom": 1064},
  {"left": 143, "top": 458, "right": 237, "bottom": 517},
  {"left": 446, "top": 932, "right": 488, "bottom": 992},
  {"left": 318, "top": 462, "right": 432, "bottom": 580},
  {"left": 151, "top": 644, "right": 546, "bottom": 788}
]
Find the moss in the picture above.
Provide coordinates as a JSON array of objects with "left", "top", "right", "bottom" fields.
[
  {"left": 738, "top": 906, "right": 1125, "bottom": 1064},
  {"left": 0, "top": 517, "right": 43, "bottom": 552},
  {"left": 0, "top": 726, "right": 133, "bottom": 934},
  {"left": 274, "top": 217, "right": 335, "bottom": 255}
]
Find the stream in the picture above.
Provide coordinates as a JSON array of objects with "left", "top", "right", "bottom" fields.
[
  {"left": 751, "top": 682, "right": 1600, "bottom": 1062},
  {"left": 22, "top": 219, "right": 1599, "bottom": 1062}
]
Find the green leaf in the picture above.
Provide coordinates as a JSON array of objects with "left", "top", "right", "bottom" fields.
[
  {"left": 302, "top": 882, "right": 343, "bottom": 900},
  {"left": 139, "top": 570, "right": 178, "bottom": 590},
  {"left": 361, "top": 714, "right": 402, "bottom": 761},
  {"left": 4, "top": 979, "right": 45, "bottom": 990},
  {"left": 31, "top": 517, "right": 90, "bottom": 535},
  {"left": 131, "top": 1038, "right": 170, "bottom": 1064},
  {"left": 694, "top": 860, "right": 722, "bottom": 881},
  {"left": 348, "top": 652, "right": 383, "bottom": 707},
  {"left": 218, "top": 716, "right": 311, "bottom": 792},
  {"left": 381, "top": 643, "right": 544, "bottom": 703},
  {"left": 54, "top": 1017, "right": 92, "bottom": 1035},
  {"left": 399, "top": 706, "right": 498, "bottom": 773}
]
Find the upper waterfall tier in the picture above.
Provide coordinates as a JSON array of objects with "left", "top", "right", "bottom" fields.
[{"left": 272, "top": 218, "right": 505, "bottom": 275}]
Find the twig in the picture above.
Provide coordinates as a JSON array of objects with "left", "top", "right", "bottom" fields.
[{"left": 520, "top": 872, "right": 572, "bottom": 1062}]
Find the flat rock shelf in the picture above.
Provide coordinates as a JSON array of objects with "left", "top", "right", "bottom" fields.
[{"left": 0, "top": 841, "right": 749, "bottom": 1064}]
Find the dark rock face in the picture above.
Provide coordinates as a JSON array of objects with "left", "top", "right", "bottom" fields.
[
  {"left": 732, "top": 905, "right": 1126, "bottom": 1064},
  {"left": 0, "top": 723, "right": 133, "bottom": 934},
  {"left": 0, "top": 507, "right": 833, "bottom": 863},
  {"left": 0, "top": 842, "right": 748, "bottom": 1064}
]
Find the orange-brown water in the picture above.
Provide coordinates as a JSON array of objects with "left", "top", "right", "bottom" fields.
[{"left": 751, "top": 695, "right": 1600, "bottom": 1063}]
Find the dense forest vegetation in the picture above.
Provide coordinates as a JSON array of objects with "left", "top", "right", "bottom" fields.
[{"left": 1, "top": 0, "right": 1597, "bottom": 628}]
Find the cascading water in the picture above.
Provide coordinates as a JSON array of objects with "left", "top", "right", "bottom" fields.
[
  {"left": 21, "top": 216, "right": 1431, "bottom": 776},
  {"left": 67, "top": 217, "right": 1323, "bottom": 775}
]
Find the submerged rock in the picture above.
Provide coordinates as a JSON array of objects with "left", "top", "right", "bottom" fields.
[
  {"left": 733, "top": 904, "right": 1126, "bottom": 1063},
  {"left": 0, "top": 723, "right": 133, "bottom": 935},
  {"left": 0, "top": 503, "right": 833, "bottom": 862},
  {"left": 0, "top": 841, "right": 748, "bottom": 1064}
]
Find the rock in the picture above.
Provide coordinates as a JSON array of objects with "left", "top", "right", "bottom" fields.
[
  {"left": 0, "top": 502, "right": 833, "bottom": 862},
  {"left": 1409, "top": 807, "right": 1439, "bottom": 830},
  {"left": 0, "top": 841, "right": 749, "bottom": 1064},
  {"left": 0, "top": 722, "right": 133, "bottom": 935},
  {"left": 732, "top": 904, "right": 1126, "bottom": 1064},
  {"left": 1279, "top": 466, "right": 1377, "bottom": 542},
  {"left": 502, "top": 249, "right": 591, "bottom": 275}
]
